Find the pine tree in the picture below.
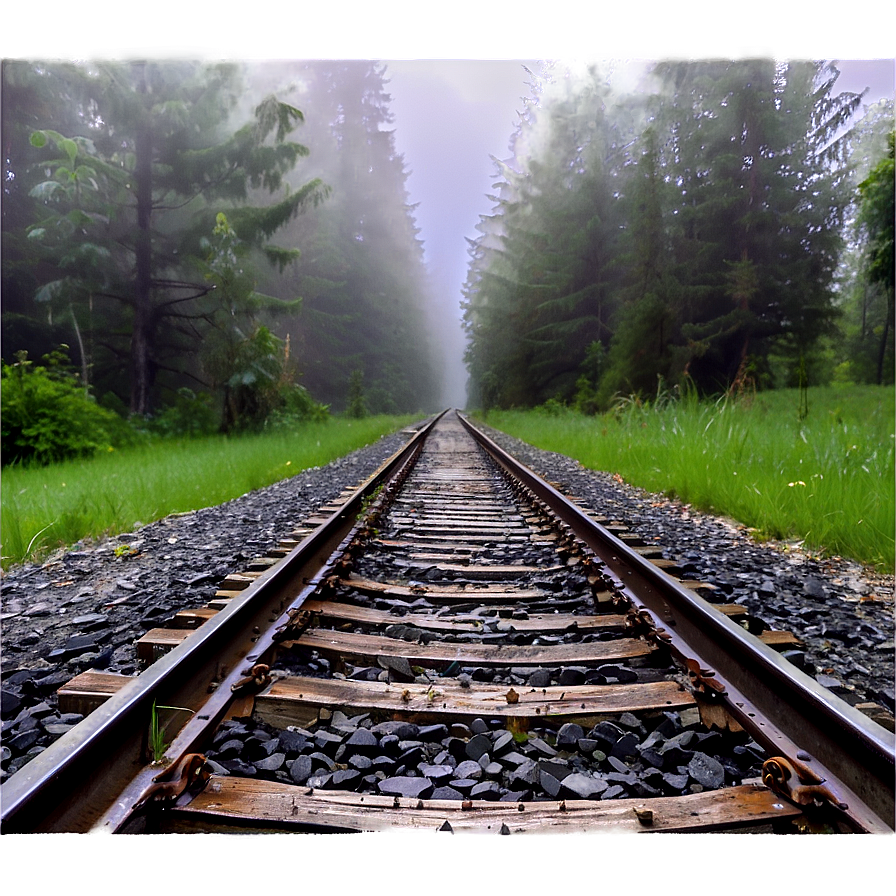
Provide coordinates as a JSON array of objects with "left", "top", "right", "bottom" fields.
[
  {"left": 654, "top": 60, "right": 862, "bottom": 391},
  {"left": 250, "top": 61, "right": 441, "bottom": 414},
  {"left": 7, "top": 60, "right": 327, "bottom": 416}
]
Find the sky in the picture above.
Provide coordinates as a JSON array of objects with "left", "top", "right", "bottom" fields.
[
  {"left": 384, "top": 57, "right": 894, "bottom": 405},
  {"left": 2, "top": 4, "right": 893, "bottom": 407}
]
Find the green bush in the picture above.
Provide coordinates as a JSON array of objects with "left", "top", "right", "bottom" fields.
[
  {"left": 1, "top": 350, "right": 124, "bottom": 465},
  {"left": 147, "top": 388, "right": 219, "bottom": 437},
  {"left": 265, "top": 383, "right": 330, "bottom": 429},
  {"left": 345, "top": 369, "right": 368, "bottom": 419}
]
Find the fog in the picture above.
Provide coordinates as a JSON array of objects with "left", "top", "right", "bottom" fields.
[
  {"left": 3, "top": 2, "right": 894, "bottom": 406},
  {"left": 385, "top": 61, "right": 538, "bottom": 407}
]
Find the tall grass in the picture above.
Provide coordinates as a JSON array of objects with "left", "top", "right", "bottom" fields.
[
  {"left": 1, "top": 415, "right": 419, "bottom": 569},
  {"left": 482, "top": 386, "right": 895, "bottom": 571}
]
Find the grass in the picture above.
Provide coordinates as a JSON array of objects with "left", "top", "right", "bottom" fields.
[
  {"left": 479, "top": 385, "right": 895, "bottom": 572},
  {"left": 1, "top": 415, "right": 419, "bottom": 569}
]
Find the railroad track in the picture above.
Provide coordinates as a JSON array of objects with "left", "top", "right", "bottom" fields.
[{"left": 2, "top": 411, "right": 893, "bottom": 834}]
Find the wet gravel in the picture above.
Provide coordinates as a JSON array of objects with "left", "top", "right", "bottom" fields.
[
  {"left": 479, "top": 424, "right": 895, "bottom": 718},
  {"left": 0, "top": 427, "right": 419, "bottom": 781},
  {"left": 201, "top": 707, "right": 768, "bottom": 804},
  {"left": 2, "top": 416, "right": 893, "bottom": 787}
]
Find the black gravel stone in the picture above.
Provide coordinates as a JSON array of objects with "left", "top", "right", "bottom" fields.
[
  {"left": 419, "top": 764, "right": 454, "bottom": 785},
  {"left": 417, "top": 724, "right": 449, "bottom": 742},
  {"left": 448, "top": 778, "right": 478, "bottom": 794},
  {"left": 454, "top": 759, "right": 484, "bottom": 780},
  {"left": 498, "top": 751, "right": 530, "bottom": 769},
  {"left": 610, "top": 732, "right": 640, "bottom": 760},
  {"left": 527, "top": 669, "right": 552, "bottom": 687},
  {"left": 331, "top": 769, "right": 362, "bottom": 789},
  {"left": 0, "top": 689, "right": 22, "bottom": 720},
  {"left": 7, "top": 729, "right": 43, "bottom": 754},
  {"left": 661, "top": 772, "right": 690, "bottom": 795},
  {"left": 560, "top": 773, "right": 608, "bottom": 799},
  {"left": 345, "top": 728, "right": 379, "bottom": 755},
  {"left": 590, "top": 721, "right": 624, "bottom": 750},
  {"left": 277, "top": 729, "right": 308, "bottom": 755},
  {"left": 24, "top": 671, "right": 70, "bottom": 696},
  {"left": 556, "top": 723, "right": 585, "bottom": 748},
  {"left": 539, "top": 770, "right": 563, "bottom": 798},
  {"left": 371, "top": 756, "right": 396, "bottom": 774},
  {"left": 688, "top": 752, "right": 726, "bottom": 789},
  {"left": 527, "top": 736, "right": 558, "bottom": 758},
  {"left": 379, "top": 734, "right": 401, "bottom": 756},
  {"left": 470, "top": 780, "right": 502, "bottom": 800},
  {"left": 314, "top": 730, "right": 344, "bottom": 756},
  {"left": 254, "top": 752, "right": 286, "bottom": 772},
  {"left": 431, "top": 786, "right": 464, "bottom": 800},
  {"left": 508, "top": 760, "right": 539, "bottom": 789},
  {"left": 289, "top": 755, "right": 314, "bottom": 784},
  {"left": 465, "top": 733, "right": 492, "bottom": 761},
  {"left": 398, "top": 744, "right": 424, "bottom": 766},
  {"left": 42, "top": 722, "right": 76, "bottom": 737},
  {"left": 378, "top": 776, "right": 434, "bottom": 799},
  {"left": 557, "top": 667, "right": 586, "bottom": 686},
  {"left": 215, "top": 738, "right": 245, "bottom": 758},
  {"left": 219, "top": 758, "right": 256, "bottom": 776},
  {"left": 491, "top": 731, "right": 515, "bottom": 755},
  {"left": 307, "top": 751, "right": 336, "bottom": 772},
  {"left": 639, "top": 748, "right": 665, "bottom": 770}
]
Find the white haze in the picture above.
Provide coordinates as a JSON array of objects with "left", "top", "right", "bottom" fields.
[{"left": 3, "top": 0, "right": 894, "bottom": 406}]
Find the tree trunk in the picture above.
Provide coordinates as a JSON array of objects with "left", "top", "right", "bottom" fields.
[
  {"left": 876, "top": 292, "right": 893, "bottom": 386},
  {"left": 130, "top": 62, "right": 154, "bottom": 416}
]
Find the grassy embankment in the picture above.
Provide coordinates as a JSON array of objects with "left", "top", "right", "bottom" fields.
[
  {"left": 1, "top": 415, "right": 420, "bottom": 570},
  {"left": 481, "top": 385, "right": 894, "bottom": 572}
]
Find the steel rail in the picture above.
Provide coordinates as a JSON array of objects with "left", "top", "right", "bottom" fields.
[
  {"left": 0, "top": 412, "right": 445, "bottom": 834},
  {"left": 457, "top": 411, "right": 895, "bottom": 833}
]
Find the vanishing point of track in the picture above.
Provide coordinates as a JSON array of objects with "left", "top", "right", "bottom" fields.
[{"left": 2, "top": 411, "right": 893, "bottom": 834}]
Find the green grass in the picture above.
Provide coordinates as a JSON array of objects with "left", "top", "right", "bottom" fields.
[
  {"left": 1, "top": 415, "right": 419, "bottom": 569},
  {"left": 480, "top": 385, "right": 895, "bottom": 571}
]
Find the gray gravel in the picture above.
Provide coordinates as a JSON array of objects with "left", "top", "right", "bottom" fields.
[
  {"left": 2, "top": 416, "right": 893, "bottom": 785},
  {"left": 0, "top": 426, "right": 419, "bottom": 781},
  {"left": 479, "top": 423, "right": 895, "bottom": 718}
]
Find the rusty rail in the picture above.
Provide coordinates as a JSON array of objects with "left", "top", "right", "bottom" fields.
[
  {"left": 457, "top": 411, "right": 895, "bottom": 833},
  {"left": 0, "top": 412, "right": 445, "bottom": 833}
]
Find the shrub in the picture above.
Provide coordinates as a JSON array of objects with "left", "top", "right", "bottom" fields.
[
  {"left": 147, "top": 388, "right": 218, "bottom": 437},
  {"left": 346, "top": 369, "right": 368, "bottom": 419},
  {"left": 265, "top": 383, "right": 330, "bottom": 429},
  {"left": 1, "top": 350, "right": 124, "bottom": 465}
]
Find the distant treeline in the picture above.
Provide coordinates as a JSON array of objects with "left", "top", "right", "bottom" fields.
[
  {"left": 2, "top": 60, "right": 443, "bottom": 435},
  {"left": 462, "top": 60, "right": 895, "bottom": 411}
]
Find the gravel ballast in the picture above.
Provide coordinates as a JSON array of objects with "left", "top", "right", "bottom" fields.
[{"left": 2, "top": 418, "right": 893, "bottom": 785}]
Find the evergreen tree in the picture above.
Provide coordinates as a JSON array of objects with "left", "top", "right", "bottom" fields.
[
  {"left": 4, "top": 60, "right": 327, "bottom": 416},
  {"left": 653, "top": 60, "right": 861, "bottom": 391},
  {"left": 833, "top": 100, "right": 895, "bottom": 384},
  {"left": 464, "top": 64, "right": 634, "bottom": 407},
  {"left": 251, "top": 61, "right": 441, "bottom": 414},
  {"left": 856, "top": 129, "right": 895, "bottom": 384}
]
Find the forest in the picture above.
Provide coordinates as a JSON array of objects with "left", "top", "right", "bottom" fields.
[
  {"left": 2, "top": 59, "right": 894, "bottom": 467},
  {"left": 2, "top": 59, "right": 445, "bottom": 462},
  {"left": 462, "top": 60, "right": 894, "bottom": 411}
]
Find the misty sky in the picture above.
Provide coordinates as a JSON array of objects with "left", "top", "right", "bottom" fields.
[
  {"left": 383, "top": 58, "right": 894, "bottom": 405},
  {"left": 3, "top": 5, "right": 893, "bottom": 407}
]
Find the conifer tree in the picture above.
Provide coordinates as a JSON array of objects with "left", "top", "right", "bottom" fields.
[{"left": 7, "top": 60, "right": 327, "bottom": 416}]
